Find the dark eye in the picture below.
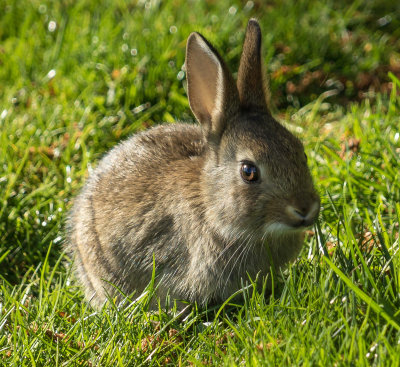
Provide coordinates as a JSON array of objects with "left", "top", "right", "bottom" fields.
[
  {"left": 304, "top": 152, "right": 308, "bottom": 161},
  {"left": 240, "top": 162, "right": 259, "bottom": 183}
]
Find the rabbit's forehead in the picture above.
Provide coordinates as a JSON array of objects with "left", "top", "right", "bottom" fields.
[{"left": 226, "top": 122, "right": 304, "bottom": 163}]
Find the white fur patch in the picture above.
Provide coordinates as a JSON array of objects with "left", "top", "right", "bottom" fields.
[{"left": 262, "top": 222, "right": 306, "bottom": 239}]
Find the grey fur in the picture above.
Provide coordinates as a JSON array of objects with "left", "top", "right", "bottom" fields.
[{"left": 66, "top": 19, "right": 320, "bottom": 308}]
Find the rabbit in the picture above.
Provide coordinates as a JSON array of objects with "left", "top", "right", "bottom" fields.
[{"left": 66, "top": 18, "right": 320, "bottom": 309}]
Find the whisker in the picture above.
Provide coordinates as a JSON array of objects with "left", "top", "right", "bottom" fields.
[
  {"left": 221, "top": 231, "right": 256, "bottom": 296},
  {"left": 216, "top": 231, "right": 252, "bottom": 292}
]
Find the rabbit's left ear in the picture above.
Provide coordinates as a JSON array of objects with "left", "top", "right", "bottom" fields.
[{"left": 237, "top": 19, "right": 269, "bottom": 113}]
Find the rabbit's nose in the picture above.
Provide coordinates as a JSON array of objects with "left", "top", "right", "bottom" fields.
[{"left": 285, "top": 200, "right": 320, "bottom": 227}]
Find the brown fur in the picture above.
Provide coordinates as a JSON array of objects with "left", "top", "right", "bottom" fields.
[{"left": 66, "top": 19, "right": 320, "bottom": 308}]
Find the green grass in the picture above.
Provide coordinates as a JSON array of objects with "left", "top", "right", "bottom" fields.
[{"left": 1, "top": 0, "right": 400, "bottom": 365}]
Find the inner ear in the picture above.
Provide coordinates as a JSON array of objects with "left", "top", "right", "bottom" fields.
[
  {"left": 186, "top": 32, "right": 239, "bottom": 138},
  {"left": 186, "top": 34, "right": 222, "bottom": 124}
]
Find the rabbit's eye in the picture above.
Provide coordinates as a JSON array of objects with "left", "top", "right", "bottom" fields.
[{"left": 240, "top": 163, "right": 259, "bottom": 183}]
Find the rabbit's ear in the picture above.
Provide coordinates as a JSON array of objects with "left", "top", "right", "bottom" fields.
[
  {"left": 237, "top": 19, "right": 269, "bottom": 113},
  {"left": 186, "top": 32, "right": 239, "bottom": 138}
]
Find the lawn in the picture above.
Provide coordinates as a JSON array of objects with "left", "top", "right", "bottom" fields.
[{"left": 1, "top": 0, "right": 400, "bottom": 365}]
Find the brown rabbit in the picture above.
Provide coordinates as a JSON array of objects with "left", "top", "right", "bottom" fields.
[{"left": 66, "top": 19, "right": 320, "bottom": 308}]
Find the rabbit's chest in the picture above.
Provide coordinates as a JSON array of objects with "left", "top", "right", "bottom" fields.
[{"left": 183, "top": 236, "right": 269, "bottom": 301}]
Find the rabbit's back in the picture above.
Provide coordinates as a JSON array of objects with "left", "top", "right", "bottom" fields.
[{"left": 67, "top": 123, "right": 207, "bottom": 305}]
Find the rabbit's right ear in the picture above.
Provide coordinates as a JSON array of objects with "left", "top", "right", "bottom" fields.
[
  {"left": 237, "top": 19, "right": 269, "bottom": 113},
  {"left": 186, "top": 32, "right": 239, "bottom": 139}
]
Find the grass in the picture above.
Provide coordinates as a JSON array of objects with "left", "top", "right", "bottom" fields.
[{"left": 1, "top": 0, "right": 400, "bottom": 365}]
